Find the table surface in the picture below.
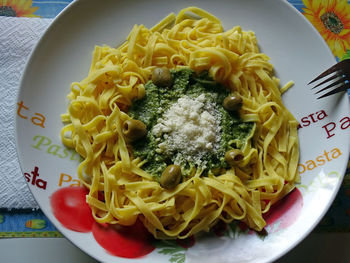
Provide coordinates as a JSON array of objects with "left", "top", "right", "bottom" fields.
[
  {"left": 1, "top": 0, "right": 350, "bottom": 263},
  {"left": 1, "top": 232, "right": 350, "bottom": 263}
]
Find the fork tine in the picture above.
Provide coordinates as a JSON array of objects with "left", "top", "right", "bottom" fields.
[
  {"left": 311, "top": 73, "right": 340, "bottom": 89},
  {"left": 308, "top": 59, "right": 350, "bottom": 84},
  {"left": 314, "top": 76, "right": 347, "bottom": 94},
  {"left": 317, "top": 83, "right": 350, "bottom": 99},
  {"left": 308, "top": 65, "right": 341, "bottom": 84}
]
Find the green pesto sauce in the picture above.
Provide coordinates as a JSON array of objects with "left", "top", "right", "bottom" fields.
[{"left": 128, "top": 68, "right": 254, "bottom": 178}]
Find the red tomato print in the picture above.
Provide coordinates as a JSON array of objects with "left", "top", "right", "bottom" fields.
[
  {"left": 50, "top": 187, "right": 94, "bottom": 232},
  {"left": 50, "top": 187, "right": 155, "bottom": 258},
  {"left": 237, "top": 188, "right": 303, "bottom": 235},
  {"left": 92, "top": 220, "right": 155, "bottom": 258},
  {"left": 264, "top": 188, "right": 303, "bottom": 233}
]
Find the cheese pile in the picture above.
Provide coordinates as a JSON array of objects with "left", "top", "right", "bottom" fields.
[{"left": 152, "top": 94, "right": 222, "bottom": 167}]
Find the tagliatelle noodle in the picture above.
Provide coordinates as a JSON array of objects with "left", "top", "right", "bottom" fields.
[{"left": 60, "top": 6, "right": 300, "bottom": 239}]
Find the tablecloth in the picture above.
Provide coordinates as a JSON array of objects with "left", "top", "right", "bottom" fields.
[
  {"left": 0, "top": 16, "right": 51, "bottom": 210},
  {"left": 0, "top": 0, "right": 349, "bottom": 237}
]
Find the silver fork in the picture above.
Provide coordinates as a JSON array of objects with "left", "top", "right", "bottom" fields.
[{"left": 308, "top": 59, "right": 350, "bottom": 99}]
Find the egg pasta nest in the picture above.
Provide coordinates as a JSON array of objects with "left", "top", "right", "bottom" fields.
[{"left": 60, "top": 7, "right": 300, "bottom": 239}]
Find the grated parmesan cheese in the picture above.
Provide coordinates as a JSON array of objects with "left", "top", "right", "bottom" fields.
[{"left": 152, "top": 94, "right": 222, "bottom": 167}]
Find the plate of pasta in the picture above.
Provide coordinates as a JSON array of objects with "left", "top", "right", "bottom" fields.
[{"left": 16, "top": 0, "right": 350, "bottom": 262}]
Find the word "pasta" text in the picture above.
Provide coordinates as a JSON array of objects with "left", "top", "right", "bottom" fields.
[
  {"left": 24, "top": 166, "right": 47, "bottom": 190},
  {"left": 31, "top": 134, "right": 82, "bottom": 162},
  {"left": 322, "top": 116, "right": 350, "bottom": 139},
  {"left": 298, "top": 147, "right": 342, "bottom": 174},
  {"left": 17, "top": 101, "right": 46, "bottom": 128},
  {"left": 58, "top": 173, "right": 81, "bottom": 187}
]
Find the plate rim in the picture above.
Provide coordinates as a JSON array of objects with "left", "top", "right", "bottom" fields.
[{"left": 14, "top": 0, "right": 350, "bottom": 262}]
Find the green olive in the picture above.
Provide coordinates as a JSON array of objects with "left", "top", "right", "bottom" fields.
[
  {"left": 222, "top": 94, "right": 242, "bottom": 111},
  {"left": 225, "top": 149, "right": 244, "bottom": 166},
  {"left": 160, "top": 164, "right": 182, "bottom": 189},
  {"left": 122, "top": 119, "right": 147, "bottom": 141},
  {"left": 152, "top": 67, "right": 173, "bottom": 87}
]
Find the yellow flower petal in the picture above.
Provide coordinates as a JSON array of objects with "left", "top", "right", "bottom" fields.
[
  {"left": 319, "top": 6, "right": 327, "bottom": 16},
  {"left": 25, "top": 13, "right": 40, "bottom": 18},
  {"left": 1, "top": 0, "right": 39, "bottom": 17},
  {"left": 333, "top": 38, "right": 347, "bottom": 58},
  {"left": 19, "top": 0, "right": 27, "bottom": 8},
  {"left": 339, "top": 29, "right": 350, "bottom": 37},
  {"left": 311, "top": 0, "right": 322, "bottom": 12},
  {"left": 22, "top": 1, "right": 32, "bottom": 11},
  {"left": 343, "top": 40, "right": 350, "bottom": 51},
  {"left": 303, "top": 0, "right": 350, "bottom": 58}
]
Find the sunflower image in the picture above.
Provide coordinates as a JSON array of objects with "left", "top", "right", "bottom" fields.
[
  {"left": 302, "top": 0, "right": 350, "bottom": 59},
  {"left": 0, "top": 0, "right": 39, "bottom": 17}
]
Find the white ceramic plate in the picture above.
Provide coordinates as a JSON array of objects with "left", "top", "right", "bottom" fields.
[{"left": 16, "top": 0, "right": 350, "bottom": 262}]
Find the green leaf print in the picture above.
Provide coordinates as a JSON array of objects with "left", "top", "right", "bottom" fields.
[{"left": 156, "top": 240, "right": 186, "bottom": 263}]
